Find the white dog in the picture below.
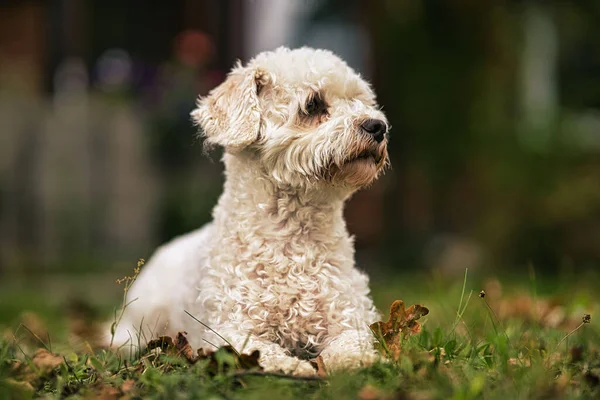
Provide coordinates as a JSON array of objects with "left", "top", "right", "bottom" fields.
[{"left": 108, "top": 47, "right": 389, "bottom": 375}]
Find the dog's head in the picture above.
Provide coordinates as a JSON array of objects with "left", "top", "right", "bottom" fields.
[{"left": 192, "top": 47, "right": 389, "bottom": 192}]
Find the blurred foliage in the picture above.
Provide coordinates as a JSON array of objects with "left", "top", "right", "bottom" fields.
[
  {"left": 1, "top": 0, "right": 599, "bottom": 273},
  {"left": 353, "top": 0, "right": 600, "bottom": 270}
]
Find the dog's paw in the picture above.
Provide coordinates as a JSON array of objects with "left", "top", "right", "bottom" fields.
[
  {"left": 321, "top": 349, "right": 380, "bottom": 372},
  {"left": 260, "top": 356, "right": 316, "bottom": 376},
  {"left": 291, "top": 360, "right": 318, "bottom": 377}
]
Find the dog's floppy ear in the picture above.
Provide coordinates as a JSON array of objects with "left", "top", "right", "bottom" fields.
[{"left": 191, "top": 63, "right": 268, "bottom": 151}]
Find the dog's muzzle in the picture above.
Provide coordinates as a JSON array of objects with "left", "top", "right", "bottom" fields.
[{"left": 346, "top": 145, "right": 386, "bottom": 165}]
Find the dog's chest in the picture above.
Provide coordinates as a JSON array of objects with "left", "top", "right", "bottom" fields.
[
  {"left": 241, "top": 240, "right": 352, "bottom": 340},
  {"left": 206, "top": 203, "right": 358, "bottom": 348},
  {"left": 250, "top": 254, "right": 335, "bottom": 314}
]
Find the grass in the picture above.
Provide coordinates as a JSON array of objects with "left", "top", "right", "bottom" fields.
[{"left": 1, "top": 268, "right": 599, "bottom": 399}]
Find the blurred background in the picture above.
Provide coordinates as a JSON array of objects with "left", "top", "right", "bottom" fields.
[{"left": 1, "top": 0, "right": 600, "bottom": 297}]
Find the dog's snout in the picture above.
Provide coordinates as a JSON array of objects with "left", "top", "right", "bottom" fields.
[{"left": 361, "top": 119, "right": 387, "bottom": 143}]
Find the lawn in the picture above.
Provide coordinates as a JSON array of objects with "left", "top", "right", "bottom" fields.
[{"left": 1, "top": 268, "right": 599, "bottom": 399}]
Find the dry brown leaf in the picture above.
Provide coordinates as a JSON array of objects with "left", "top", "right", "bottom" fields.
[
  {"left": 480, "top": 280, "right": 591, "bottom": 330},
  {"left": 146, "top": 336, "right": 174, "bottom": 352},
  {"left": 370, "top": 300, "right": 429, "bottom": 359},
  {"left": 488, "top": 292, "right": 588, "bottom": 330},
  {"left": 145, "top": 332, "right": 262, "bottom": 372},
  {"left": 310, "top": 355, "right": 327, "bottom": 377},
  {"left": 238, "top": 349, "right": 261, "bottom": 370},
  {"left": 120, "top": 379, "right": 136, "bottom": 394},
  {"left": 174, "top": 332, "right": 196, "bottom": 363},
  {"left": 4, "top": 378, "right": 34, "bottom": 394},
  {"left": 358, "top": 384, "right": 389, "bottom": 400},
  {"left": 193, "top": 345, "right": 260, "bottom": 374},
  {"left": 32, "top": 348, "right": 63, "bottom": 374},
  {"left": 147, "top": 332, "right": 197, "bottom": 362},
  {"left": 90, "top": 384, "right": 120, "bottom": 400}
]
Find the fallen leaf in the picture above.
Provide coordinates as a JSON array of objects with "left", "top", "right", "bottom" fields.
[
  {"left": 7, "top": 359, "right": 37, "bottom": 384},
  {"left": 4, "top": 378, "right": 34, "bottom": 394},
  {"left": 90, "top": 383, "right": 120, "bottom": 400},
  {"left": 480, "top": 283, "right": 589, "bottom": 331},
  {"left": 32, "top": 348, "right": 63, "bottom": 374},
  {"left": 144, "top": 333, "right": 263, "bottom": 373},
  {"left": 310, "top": 355, "right": 327, "bottom": 377},
  {"left": 146, "top": 336, "right": 174, "bottom": 352},
  {"left": 174, "top": 332, "right": 196, "bottom": 362},
  {"left": 357, "top": 384, "right": 386, "bottom": 400},
  {"left": 120, "top": 379, "right": 136, "bottom": 394},
  {"left": 370, "top": 300, "right": 429, "bottom": 360},
  {"left": 238, "top": 349, "right": 261, "bottom": 370},
  {"left": 147, "top": 332, "right": 197, "bottom": 362}
]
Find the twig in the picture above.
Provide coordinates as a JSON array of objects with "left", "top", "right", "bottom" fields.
[
  {"left": 556, "top": 314, "right": 591, "bottom": 348},
  {"left": 545, "top": 314, "right": 591, "bottom": 368},
  {"left": 479, "top": 291, "right": 512, "bottom": 349},
  {"left": 110, "top": 260, "right": 143, "bottom": 348},
  {"left": 203, "top": 338, "right": 219, "bottom": 349},
  {"left": 20, "top": 324, "right": 51, "bottom": 352},
  {"left": 12, "top": 337, "right": 31, "bottom": 362}
]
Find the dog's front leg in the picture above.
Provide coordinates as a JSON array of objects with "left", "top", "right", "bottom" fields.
[
  {"left": 319, "top": 329, "right": 379, "bottom": 371},
  {"left": 219, "top": 329, "right": 316, "bottom": 376}
]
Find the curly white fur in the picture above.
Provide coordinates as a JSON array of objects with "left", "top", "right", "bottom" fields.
[{"left": 107, "top": 47, "right": 390, "bottom": 375}]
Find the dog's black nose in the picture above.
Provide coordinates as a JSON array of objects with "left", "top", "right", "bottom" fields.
[{"left": 361, "top": 119, "right": 387, "bottom": 143}]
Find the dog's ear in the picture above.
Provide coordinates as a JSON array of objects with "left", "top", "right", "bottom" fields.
[{"left": 191, "top": 64, "right": 268, "bottom": 151}]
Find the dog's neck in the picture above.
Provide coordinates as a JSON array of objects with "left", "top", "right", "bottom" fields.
[{"left": 212, "top": 153, "right": 350, "bottom": 241}]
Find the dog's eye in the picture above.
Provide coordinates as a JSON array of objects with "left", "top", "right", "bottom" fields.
[{"left": 305, "top": 95, "right": 326, "bottom": 116}]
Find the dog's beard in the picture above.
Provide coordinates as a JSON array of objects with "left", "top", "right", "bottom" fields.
[
  {"left": 334, "top": 158, "right": 380, "bottom": 186},
  {"left": 326, "top": 141, "right": 388, "bottom": 187},
  {"left": 259, "top": 127, "right": 388, "bottom": 189}
]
